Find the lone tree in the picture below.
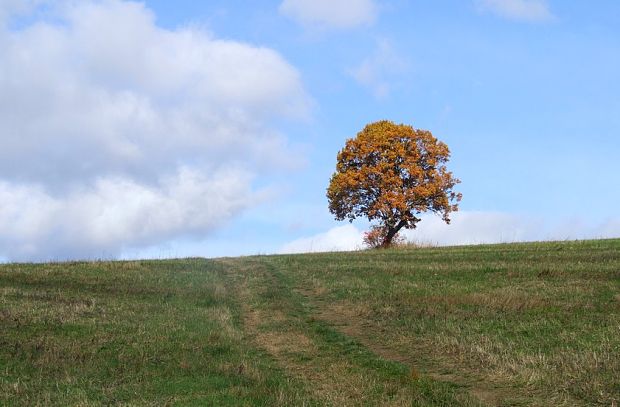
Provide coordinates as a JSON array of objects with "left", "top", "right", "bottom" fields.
[{"left": 327, "top": 120, "right": 462, "bottom": 248}]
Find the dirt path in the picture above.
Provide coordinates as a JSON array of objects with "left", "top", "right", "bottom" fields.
[
  {"left": 227, "top": 259, "right": 416, "bottom": 406},
  {"left": 294, "top": 286, "right": 528, "bottom": 407},
  {"left": 218, "top": 257, "right": 482, "bottom": 407}
]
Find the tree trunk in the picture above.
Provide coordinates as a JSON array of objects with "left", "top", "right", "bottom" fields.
[{"left": 381, "top": 220, "right": 407, "bottom": 248}]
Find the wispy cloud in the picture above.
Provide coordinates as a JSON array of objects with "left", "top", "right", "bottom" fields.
[
  {"left": 279, "top": 0, "right": 378, "bottom": 30},
  {"left": 0, "top": 0, "right": 45, "bottom": 23},
  {"left": 348, "top": 39, "right": 408, "bottom": 99},
  {"left": 474, "top": 0, "right": 555, "bottom": 22}
]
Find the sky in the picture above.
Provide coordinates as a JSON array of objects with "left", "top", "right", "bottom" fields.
[{"left": 0, "top": 0, "right": 619, "bottom": 262}]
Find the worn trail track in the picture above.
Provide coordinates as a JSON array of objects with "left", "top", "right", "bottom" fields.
[{"left": 218, "top": 257, "right": 487, "bottom": 407}]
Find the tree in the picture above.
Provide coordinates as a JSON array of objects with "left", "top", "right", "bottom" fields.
[{"left": 327, "top": 120, "right": 462, "bottom": 248}]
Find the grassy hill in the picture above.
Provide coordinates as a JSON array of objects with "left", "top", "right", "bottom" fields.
[{"left": 1, "top": 239, "right": 619, "bottom": 406}]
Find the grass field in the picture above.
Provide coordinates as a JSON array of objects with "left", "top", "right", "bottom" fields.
[{"left": 1, "top": 239, "right": 619, "bottom": 406}]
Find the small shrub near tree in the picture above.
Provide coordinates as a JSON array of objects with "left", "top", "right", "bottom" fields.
[{"left": 363, "top": 225, "right": 406, "bottom": 249}]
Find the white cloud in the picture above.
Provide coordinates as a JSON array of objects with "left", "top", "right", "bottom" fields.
[
  {"left": 0, "top": 1, "right": 309, "bottom": 261},
  {"left": 409, "top": 212, "right": 620, "bottom": 244},
  {"left": 0, "top": 168, "right": 262, "bottom": 261},
  {"left": 474, "top": 0, "right": 555, "bottom": 22},
  {"left": 279, "top": 212, "right": 620, "bottom": 254},
  {"left": 279, "top": 224, "right": 364, "bottom": 254},
  {"left": 349, "top": 39, "right": 407, "bottom": 99},
  {"left": 279, "top": 0, "right": 377, "bottom": 30},
  {"left": 404, "top": 211, "right": 539, "bottom": 245}
]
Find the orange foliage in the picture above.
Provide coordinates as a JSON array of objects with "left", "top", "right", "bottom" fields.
[
  {"left": 327, "top": 120, "right": 462, "bottom": 247},
  {"left": 363, "top": 225, "right": 405, "bottom": 249}
]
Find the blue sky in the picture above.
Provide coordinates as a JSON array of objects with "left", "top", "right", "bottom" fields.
[{"left": 0, "top": 0, "right": 619, "bottom": 261}]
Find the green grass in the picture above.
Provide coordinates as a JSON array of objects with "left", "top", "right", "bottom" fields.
[
  {"left": 1, "top": 239, "right": 619, "bottom": 406},
  {"left": 0, "top": 260, "right": 314, "bottom": 406}
]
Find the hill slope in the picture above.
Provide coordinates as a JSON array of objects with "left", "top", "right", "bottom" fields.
[{"left": 1, "top": 239, "right": 619, "bottom": 406}]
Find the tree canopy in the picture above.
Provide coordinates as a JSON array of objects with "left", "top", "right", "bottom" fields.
[{"left": 327, "top": 120, "right": 462, "bottom": 247}]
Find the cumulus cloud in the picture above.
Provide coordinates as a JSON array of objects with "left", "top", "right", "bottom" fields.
[
  {"left": 474, "top": 0, "right": 555, "bottom": 22},
  {"left": 279, "top": 212, "right": 620, "bottom": 254},
  {"left": 0, "top": 0, "right": 308, "bottom": 261},
  {"left": 279, "top": 0, "right": 377, "bottom": 30},
  {"left": 0, "top": 168, "right": 262, "bottom": 261},
  {"left": 349, "top": 39, "right": 407, "bottom": 99}
]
